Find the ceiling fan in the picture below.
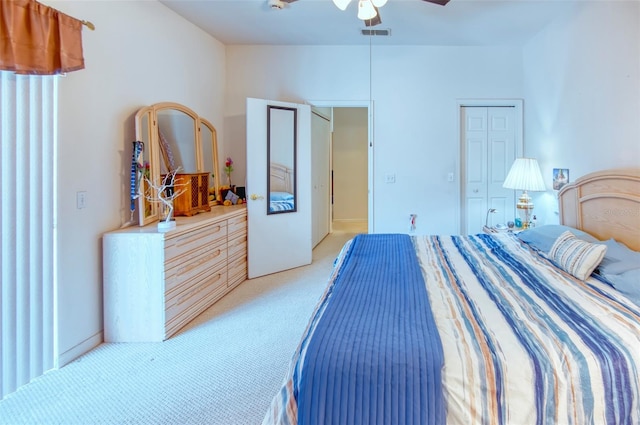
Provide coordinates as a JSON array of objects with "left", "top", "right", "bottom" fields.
[
  {"left": 267, "top": 0, "right": 298, "bottom": 10},
  {"left": 268, "top": 0, "right": 451, "bottom": 27}
]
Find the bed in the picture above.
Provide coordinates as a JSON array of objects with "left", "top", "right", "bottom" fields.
[
  {"left": 270, "top": 162, "right": 295, "bottom": 213},
  {"left": 263, "top": 168, "right": 640, "bottom": 425}
]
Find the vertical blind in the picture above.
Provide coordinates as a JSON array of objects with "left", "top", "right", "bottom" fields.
[{"left": 0, "top": 71, "right": 56, "bottom": 399}]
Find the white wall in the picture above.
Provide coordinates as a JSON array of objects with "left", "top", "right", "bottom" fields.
[
  {"left": 47, "top": 0, "right": 226, "bottom": 364},
  {"left": 523, "top": 1, "right": 640, "bottom": 225},
  {"left": 226, "top": 45, "right": 523, "bottom": 234}
]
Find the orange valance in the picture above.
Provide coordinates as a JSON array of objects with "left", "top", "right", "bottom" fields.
[{"left": 0, "top": 0, "right": 86, "bottom": 75}]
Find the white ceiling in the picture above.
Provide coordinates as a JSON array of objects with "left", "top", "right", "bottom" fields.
[{"left": 159, "top": 0, "right": 580, "bottom": 46}]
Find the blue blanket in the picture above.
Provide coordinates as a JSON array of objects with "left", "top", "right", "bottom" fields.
[
  {"left": 263, "top": 233, "right": 640, "bottom": 425},
  {"left": 295, "top": 234, "right": 444, "bottom": 425}
]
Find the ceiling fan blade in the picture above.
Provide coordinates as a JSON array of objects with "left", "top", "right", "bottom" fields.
[
  {"left": 422, "top": 0, "right": 450, "bottom": 5},
  {"left": 365, "top": 6, "right": 382, "bottom": 27}
]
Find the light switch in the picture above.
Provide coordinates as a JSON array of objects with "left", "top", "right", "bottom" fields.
[{"left": 77, "top": 191, "right": 87, "bottom": 209}]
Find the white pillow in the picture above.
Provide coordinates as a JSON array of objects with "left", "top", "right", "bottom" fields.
[{"left": 549, "top": 231, "right": 607, "bottom": 280}]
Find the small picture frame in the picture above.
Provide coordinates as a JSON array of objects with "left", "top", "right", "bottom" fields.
[{"left": 553, "top": 168, "right": 569, "bottom": 190}]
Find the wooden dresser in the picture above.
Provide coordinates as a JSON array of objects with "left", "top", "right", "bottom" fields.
[{"left": 103, "top": 206, "right": 247, "bottom": 342}]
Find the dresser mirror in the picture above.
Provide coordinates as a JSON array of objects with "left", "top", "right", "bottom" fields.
[
  {"left": 134, "top": 106, "right": 158, "bottom": 223},
  {"left": 200, "top": 119, "right": 218, "bottom": 194},
  {"left": 134, "top": 102, "right": 220, "bottom": 226},
  {"left": 156, "top": 104, "right": 199, "bottom": 174},
  {"left": 267, "top": 105, "right": 297, "bottom": 215}
]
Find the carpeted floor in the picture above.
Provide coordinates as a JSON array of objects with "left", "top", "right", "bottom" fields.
[{"left": 0, "top": 232, "right": 357, "bottom": 425}]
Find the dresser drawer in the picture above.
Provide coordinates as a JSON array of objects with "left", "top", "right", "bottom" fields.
[
  {"left": 228, "top": 212, "right": 247, "bottom": 236},
  {"left": 165, "top": 268, "right": 227, "bottom": 334},
  {"left": 165, "top": 244, "right": 227, "bottom": 297},
  {"left": 228, "top": 233, "right": 247, "bottom": 259},
  {"left": 164, "top": 222, "right": 226, "bottom": 262},
  {"left": 228, "top": 253, "right": 247, "bottom": 288}
]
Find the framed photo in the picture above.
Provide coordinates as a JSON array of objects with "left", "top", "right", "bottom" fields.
[{"left": 553, "top": 168, "right": 569, "bottom": 190}]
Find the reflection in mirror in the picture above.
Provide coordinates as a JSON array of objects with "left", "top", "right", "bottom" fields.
[
  {"left": 135, "top": 107, "right": 157, "bottom": 225},
  {"left": 200, "top": 119, "right": 220, "bottom": 205},
  {"left": 267, "top": 105, "right": 297, "bottom": 215},
  {"left": 156, "top": 108, "right": 198, "bottom": 174}
]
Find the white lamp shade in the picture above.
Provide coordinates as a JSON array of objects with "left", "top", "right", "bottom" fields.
[
  {"left": 333, "top": 0, "right": 352, "bottom": 11},
  {"left": 503, "top": 158, "right": 546, "bottom": 191},
  {"left": 357, "top": 0, "right": 377, "bottom": 20},
  {"left": 371, "top": 0, "right": 388, "bottom": 7}
]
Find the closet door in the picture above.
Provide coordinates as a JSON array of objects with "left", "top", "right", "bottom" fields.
[
  {"left": 462, "top": 106, "right": 516, "bottom": 234},
  {"left": 311, "top": 109, "right": 331, "bottom": 247}
]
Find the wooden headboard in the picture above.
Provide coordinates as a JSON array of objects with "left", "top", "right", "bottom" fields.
[{"left": 558, "top": 168, "right": 640, "bottom": 251}]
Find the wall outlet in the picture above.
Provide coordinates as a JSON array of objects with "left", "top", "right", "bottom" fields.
[
  {"left": 447, "top": 172, "right": 454, "bottom": 182},
  {"left": 385, "top": 173, "right": 396, "bottom": 183}
]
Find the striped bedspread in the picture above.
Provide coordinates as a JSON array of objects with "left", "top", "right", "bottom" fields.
[
  {"left": 263, "top": 233, "right": 640, "bottom": 425},
  {"left": 269, "top": 200, "right": 294, "bottom": 212}
]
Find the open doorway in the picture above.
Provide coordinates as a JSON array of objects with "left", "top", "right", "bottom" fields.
[
  {"left": 331, "top": 107, "right": 368, "bottom": 234},
  {"left": 309, "top": 100, "right": 372, "bottom": 243}
]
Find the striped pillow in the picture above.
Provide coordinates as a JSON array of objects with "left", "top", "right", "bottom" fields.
[{"left": 549, "top": 231, "right": 607, "bottom": 280}]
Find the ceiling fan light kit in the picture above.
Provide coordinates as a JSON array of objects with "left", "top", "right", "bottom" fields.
[
  {"left": 357, "top": 1, "right": 378, "bottom": 21},
  {"left": 332, "top": 0, "right": 352, "bottom": 11},
  {"left": 329, "top": 0, "right": 450, "bottom": 26}
]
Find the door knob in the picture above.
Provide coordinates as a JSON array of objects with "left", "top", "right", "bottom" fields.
[{"left": 250, "top": 194, "right": 265, "bottom": 200}]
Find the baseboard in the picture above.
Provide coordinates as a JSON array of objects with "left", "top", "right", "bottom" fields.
[{"left": 57, "top": 330, "right": 103, "bottom": 367}]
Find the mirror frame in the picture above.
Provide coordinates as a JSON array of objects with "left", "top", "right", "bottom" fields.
[
  {"left": 134, "top": 106, "right": 159, "bottom": 226},
  {"left": 200, "top": 117, "right": 220, "bottom": 207},
  {"left": 134, "top": 102, "right": 220, "bottom": 226},
  {"left": 267, "top": 105, "right": 297, "bottom": 215},
  {"left": 154, "top": 102, "right": 199, "bottom": 175}
]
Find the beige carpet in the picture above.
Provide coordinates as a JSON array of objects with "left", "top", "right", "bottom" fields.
[{"left": 0, "top": 233, "right": 356, "bottom": 425}]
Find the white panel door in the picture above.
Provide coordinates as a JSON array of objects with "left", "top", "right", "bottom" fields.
[
  {"left": 246, "top": 98, "right": 312, "bottom": 278},
  {"left": 462, "top": 106, "right": 516, "bottom": 234},
  {"left": 463, "top": 107, "right": 488, "bottom": 233},
  {"left": 487, "top": 108, "right": 516, "bottom": 227}
]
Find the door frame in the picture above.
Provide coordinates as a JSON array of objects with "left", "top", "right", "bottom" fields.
[
  {"left": 456, "top": 99, "right": 524, "bottom": 234},
  {"left": 307, "top": 99, "right": 374, "bottom": 234}
]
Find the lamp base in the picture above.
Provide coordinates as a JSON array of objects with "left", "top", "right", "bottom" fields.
[{"left": 516, "top": 191, "right": 534, "bottom": 230}]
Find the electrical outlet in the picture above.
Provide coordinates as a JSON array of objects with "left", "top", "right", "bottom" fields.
[
  {"left": 447, "top": 172, "right": 454, "bottom": 182},
  {"left": 76, "top": 191, "right": 87, "bottom": 209},
  {"left": 385, "top": 173, "right": 396, "bottom": 184}
]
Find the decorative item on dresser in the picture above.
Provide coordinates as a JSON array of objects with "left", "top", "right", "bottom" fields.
[
  {"left": 103, "top": 206, "right": 247, "bottom": 342},
  {"left": 171, "top": 172, "right": 211, "bottom": 217}
]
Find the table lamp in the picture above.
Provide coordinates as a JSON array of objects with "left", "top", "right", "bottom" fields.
[{"left": 503, "top": 158, "right": 546, "bottom": 229}]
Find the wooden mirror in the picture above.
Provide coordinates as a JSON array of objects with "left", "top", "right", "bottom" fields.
[
  {"left": 134, "top": 106, "right": 158, "bottom": 225},
  {"left": 267, "top": 105, "right": 297, "bottom": 215},
  {"left": 155, "top": 103, "right": 199, "bottom": 175},
  {"left": 134, "top": 102, "right": 220, "bottom": 226},
  {"left": 200, "top": 118, "right": 220, "bottom": 204}
]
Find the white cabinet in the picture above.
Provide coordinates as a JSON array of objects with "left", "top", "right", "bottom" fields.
[{"left": 103, "top": 206, "right": 247, "bottom": 342}]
